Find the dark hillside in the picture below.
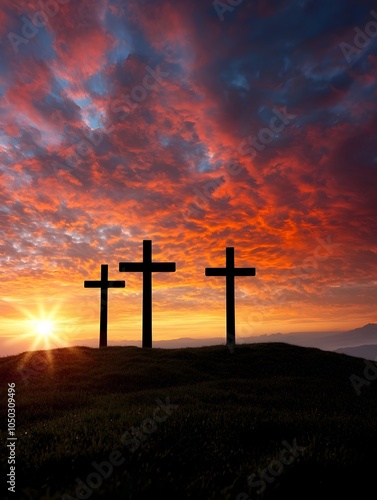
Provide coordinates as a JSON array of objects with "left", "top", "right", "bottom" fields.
[{"left": 1, "top": 343, "right": 376, "bottom": 499}]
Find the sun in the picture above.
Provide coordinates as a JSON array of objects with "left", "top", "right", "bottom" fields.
[
  {"left": 15, "top": 304, "right": 68, "bottom": 351},
  {"left": 34, "top": 320, "right": 55, "bottom": 339},
  {"left": 16, "top": 304, "right": 72, "bottom": 351},
  {"left": 30, "top": 317, "right": 59, "bottom": 349}
]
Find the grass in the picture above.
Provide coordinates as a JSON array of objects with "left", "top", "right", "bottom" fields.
[{"left": 1, "top": 342, "right": 376, "bottom": 499}]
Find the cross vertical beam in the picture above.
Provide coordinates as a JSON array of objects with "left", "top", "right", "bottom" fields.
[
  {"left": 143, "top": 240, "right": 153, "bottom": 349},
  {"left": 84, "top": 264, "right": 126, "bottom": 347},
  {"left": 100, "top": 266, "right": 108, "bottom": 347},
  {"left": 226, "top": 247, "right": 236, "bottom": 347},
  {"left": 205, "top": 247, "right": 256, "bottom": 347},
  {"left": 119, "top": 240, "right": 176, "bottom": 348}
]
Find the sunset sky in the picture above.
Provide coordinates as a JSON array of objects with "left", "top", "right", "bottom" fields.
[{"left": 1, "top": 0, "right": 376, "bottom": 355}]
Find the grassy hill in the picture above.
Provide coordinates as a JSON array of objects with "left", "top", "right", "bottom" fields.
[{"left": 1, "top": 343, "right": 377, "bottom": 499}]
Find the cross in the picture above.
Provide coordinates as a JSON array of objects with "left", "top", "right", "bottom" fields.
[
  {"left": 205, "top": 247, "right": 256, "bottom": 347},
  {"left": 119, "top": 240, "right": 176, "bottom": 348},
  {"left": 84, "top": 264, "right": 126, "bottom": 347}
]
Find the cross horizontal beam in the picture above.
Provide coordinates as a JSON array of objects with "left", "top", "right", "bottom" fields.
[
  {"left": 119, "top": 262, "right": 175, "bottom": 272},
  {"left": 84, "top": 281, "right": 126, "bottom": 288},
  {"left": 205, "top": 268, "right": 256, "bottom": 277}
]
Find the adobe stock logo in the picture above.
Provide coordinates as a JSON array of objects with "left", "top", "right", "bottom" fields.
[
  {"left": 213, "top": 0, "right": 246, "bottom": 22},
  {"left": 350, "top": 358, "right": 377, "bottom": 396},
  {"left": 339, "top": 9, "right": 377, "bottom": 64},
  {"left": 238, "top": 108, "right": 297, "bottom": 158},
  {"left": 236, "top": 439, "right": 306, "bottom": 498},
  {"left": 8, "top": 0, "right": 72, "bottom": 54},
  {"left": 283, "top": 235, "right": 341, "bottom": 289},
  {"left": 62, "top": 397, "right": 179, "bottom": 499}
]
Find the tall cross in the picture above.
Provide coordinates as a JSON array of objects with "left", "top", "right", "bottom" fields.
[
  {"left": 84, "top": 264, "right": 126, "bottom": 347},
  {"left": 205, "top": 247, "right": 256, "bottom": 347},
  {"left": 119, "top": 240, "right": 176, "bottom": 348}
]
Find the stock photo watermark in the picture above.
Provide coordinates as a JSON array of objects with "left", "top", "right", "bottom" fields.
[
  {"left": 350, "top": 357, "right": 377, "bottom": 395},
  {"left": 51, "top": 63, "right": 169, "bottom": 181},
  {"left": 178, "top": 164, "right": 240, "bottom": 220},
  {"left": 237, "top": 108, "right": 297, "bottom": 158},
  {"left": 7, "top": 383, "right": 17, "bottom": 494},
  {"left": 213, "top": 0, "right": 246, "bottom": 22},
  {"left": 237, "top": 234, "right": 340, "bottom": 335},
  {"left": 8, "top": 0, "right": 73, "bottom": 54},
  {"left": 16, "top": 354, "right": 48, "bottom": 386},
  {"left": 339, "top": 9, "right": 377, "bottom": 63},
  {"left": 62, "top": 396, "right": 179, "bottom": 499},
  {"left": 283, "top": 235, "right": 341, "bottom": 288},
  {"left": 179, "top": 107, "right": 297, "bottom": 221},
  {"left": 236, "top": 438, "right": 306, "bottom": 498}
]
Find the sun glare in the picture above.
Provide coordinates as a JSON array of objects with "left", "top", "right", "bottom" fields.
[
  {"left": 5, "top": 300, "right": 71, "bottom": 355},
  {"left": 34, "top": 320, "right": 54, "bottom": 338},
  {"left": 28, "top": 316, "right": 61, "bottom": 350}
]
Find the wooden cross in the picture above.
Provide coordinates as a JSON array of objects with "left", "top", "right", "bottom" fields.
[
  {"left": 119, "top": 240, "right": 176, "bottom": 348},
  {"left": 205, "top": 247, "right": 256, "bottom": 347},
  {"left": 84, "top": 264, "right": 125, "bottom": 347}
]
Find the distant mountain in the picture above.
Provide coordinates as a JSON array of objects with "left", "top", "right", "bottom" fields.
[
  {"left": 67, "top": 325, "right": 377, "bottom": 352},
  {"left": 1, "top": 323, "right": 376, "bottom": 358},
  {"left": 347, "top": 323, "right": 377, "bottom": 335},
  {"left": 323, "top": 323, "right": 377, "bottom": 349},
  {"left": 335, "top": 344, "right": 377, "bottom": 361}
]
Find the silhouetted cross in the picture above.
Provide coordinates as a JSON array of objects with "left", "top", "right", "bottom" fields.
[
  {"left": 119, "top": 240, "right": 176, "bottom": 348},
  {"left": 84, "top": 264, "right": 126, "bottom": 347},
  {"left": 205, "top": 247, "right": 256, "bottom": 347}
]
